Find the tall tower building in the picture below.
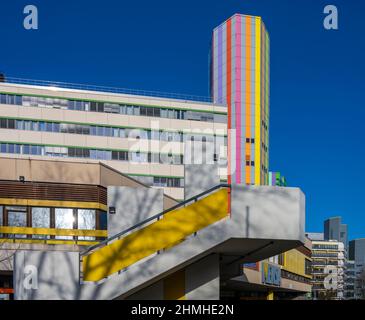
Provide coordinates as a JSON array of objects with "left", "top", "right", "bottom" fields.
[
  {"left": 210, "top": 14, "right": 270, "bottom": 185},
  {"left": 324, "top": 216, "right": 348, "bottom": 249}
]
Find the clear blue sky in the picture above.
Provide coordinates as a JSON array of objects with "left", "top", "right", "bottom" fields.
[{"left": 1, "top": 1, "right": 364, "bottom": 239}]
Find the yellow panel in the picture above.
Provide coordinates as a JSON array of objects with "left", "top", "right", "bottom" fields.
[
  {"left": 0, "top": 198, "right": 107, "bottom": 211},
  {"left": 0, "top": 238, "right": 100, "bottom": 246},
  {"left": 254, "top": 17, "right": 261, "bottom": 185},
  {"left": 82, "top": 188, "right": 229, "bottom": 282},
  {"left": 164, "top": 269, "right": 186, "bottom": 300},
  {"left": 283, "top": 249, "right": 311, "bottom": 278},
  {"left": 267, "top": 291, "right": 274, "bottom": 300},
  {"left": 0, "top": 226, "right": 107, "bottom": 237}
]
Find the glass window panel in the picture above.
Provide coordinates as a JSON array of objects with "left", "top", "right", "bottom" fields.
[
  {"left": 8, "top": 210, "right": 27, "bottom": 238},
  {"left": 8, "top": 144, "right": 14, "bottom": 154},
  {"left": 55, "top": 208, "right": 74, "bottom": 240},
  {"left": 0, "top": 206, "right": 3, "bottom": 226},
  {"left": 46, "top": 122, "right": 53, "bottom": 132},
  {"left": 22, "top": 145, "right": 29, "bottom": 154},
  {"left": 98, "top": 212, "right": 107, "bottom": 231},
  {"left": 39, "top": 122, "right": 46, "bottom": 131},
  {"left": 104, "top": 127, "right": 112, "bottom": 137},
  {"left": 53, "top": 123, "right": 60, "bottom": 132},
  {"left": 32, "top": 207, "right": 50, "bottom": 239},
  {"left": 112, "top": 128, "right": 119, "bottom": 137},
  {"left": 16, "top": 120, "right": 24, "bottom": 130},
  {"left": 7, "top": 119, "right": 15, "bottom": 129},
  {"left": 78, "top": 209, "right": 95, "bottom": 240},
  {"left": 0, "top": 119, "right": 7, "bottom": 128}
]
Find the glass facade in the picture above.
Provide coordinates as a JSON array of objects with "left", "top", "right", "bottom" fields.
[
  {"left": 0, "top": 117, "right": 227, "bottom": 145},
  {"left": 0, "top": 205, "right": 107, "bottom": 242},
  {"left": 0, "top": 93, "right": 227, "bottom": 123}
]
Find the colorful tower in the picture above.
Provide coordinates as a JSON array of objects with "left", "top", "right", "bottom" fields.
[{"left": 210, "top": 14, "right": 270, "bottom": 185}]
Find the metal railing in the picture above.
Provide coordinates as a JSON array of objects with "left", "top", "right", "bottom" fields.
[
  {"left": 1, "top": 76, "right": 215, "bottom": 103},
  {"left": 80, "top": 183, "right": 230, "bottom": 257}
]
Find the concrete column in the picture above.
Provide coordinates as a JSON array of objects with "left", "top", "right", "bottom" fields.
[{"left": 107, "top": 186, "right": 164, "bottom": 237}]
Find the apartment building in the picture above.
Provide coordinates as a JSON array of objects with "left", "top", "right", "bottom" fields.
[
  {"left": 0, "top": 80, "right": 228, "bottom": 201},
  {"left": 310, "top": 240, "right": 345, "bottom": 300}
]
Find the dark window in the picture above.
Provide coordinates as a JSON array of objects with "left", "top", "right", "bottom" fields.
[
  {"left": 83, "top": 149, "right": 90, "bottom": 158},
  {"left": 112, "top": 151, "right": 118, "bottom": 160},
  {"left": 153, "top": 108, "right": 161, "bottom": 117},
  {"left": 246, "top": 138, "right": 250, "bottom": 143},
  {"left": 97, "top": 103, "right": 104, "bottom": 113},
  {"left": 90, "top": 102, "right": 97, "bottom": 112},
  {"left": 68, "top": 148, "right": 76, "bottom": 157},
  {"left": 7, "top": 119, "right": 15, "bottom": 129}
]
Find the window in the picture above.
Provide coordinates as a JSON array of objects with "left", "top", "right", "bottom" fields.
[
  {"left": 7, "top": 206, "right": 27, "bottom": 238},
  {"left": 78, "top": 209, "right": 96, "bottom": 240},
  {"left": 55, "top": 208, "right": 74, "bottom": 240},
  {"left": 32, "top": 207, "right": 50, "bottom": 239}
]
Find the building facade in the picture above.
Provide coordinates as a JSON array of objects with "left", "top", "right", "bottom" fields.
[
  {"left": 311, "top": 240, "right": 346, "bottom": 300},
  {"left": 349, "top": 238, "right": 365, "bottom": 299},
  {"left": 0, "top": 81, "right": 229, "bottom": 201},
  {"left": 222, "top": 238, "right": 312, "bottom": 300},
  {"left": 210, "top": 14, "right": 270, "bottom": 186},
  {"left": 0, "top": 13, "right": 309, "bottom": 300},
  {"left": 324, "top": 217, "right": 348, "bottom": 250}
]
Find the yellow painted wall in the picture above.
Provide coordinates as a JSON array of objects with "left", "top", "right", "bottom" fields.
[
  {"left": 282, "top": 249, "right": 310, "bottom": 278},
  {"left": 83, "top": 188, "right": 229, "bottom": 282}
]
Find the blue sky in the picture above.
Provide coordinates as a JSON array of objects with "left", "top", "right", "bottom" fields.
[{"left": 1, "top": 0, "right": 364, "bottom": 239}]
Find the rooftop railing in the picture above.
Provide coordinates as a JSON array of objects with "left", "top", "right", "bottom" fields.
[{"left": 1, "top": 76, "right": 216, "bottom": 104}]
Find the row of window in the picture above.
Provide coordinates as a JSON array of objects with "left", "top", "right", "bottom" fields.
[
  {"left": 0, "top": 142, "right": 185, "bottom": 165},
  {"left": 0, "top": 117, "right": 227, "bottom": 144},
  {"left": 313, "top": 244, "right": 339, "bottom": 250},
  {"left": 312, "top": 252, "right": 339, "bottom": 257},
  {"left": 0, "top": 93, "right": 227, "bottom": 123},
  {"left": 0, "top": 206, "right": 107, "bottom": 241},
  {"left": 130, "top": 176, "right": 184, "bottom": 188}
]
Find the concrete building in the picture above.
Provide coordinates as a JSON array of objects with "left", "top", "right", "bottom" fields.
[
  {"left": 344, "top": 260, "right": 356, "bottom": 299},
  {"left": 311, "top": 240, "right": 345, "bottom": 300},
  {"left": 0, "top": 157, "right": 306, "bottom": 300},
  {"left": 349, "top": 238, "right": 365, "bottom": 299},
  {"left": 324, "top": 217, "right": 348, "bottom": 249},
  {"left": 0, "top": 13, "right": 309, "bottom": 300}
]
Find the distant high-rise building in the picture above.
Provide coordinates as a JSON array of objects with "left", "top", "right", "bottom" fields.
[
  {"left": 349, "top": 238, "right": 365, "bottom": 299},
  {"left": 210, "top": 14, "right": 270, "bottom": 186},
  {"left": 324, "top": 217, "right": 348, "bottom": 248}
]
